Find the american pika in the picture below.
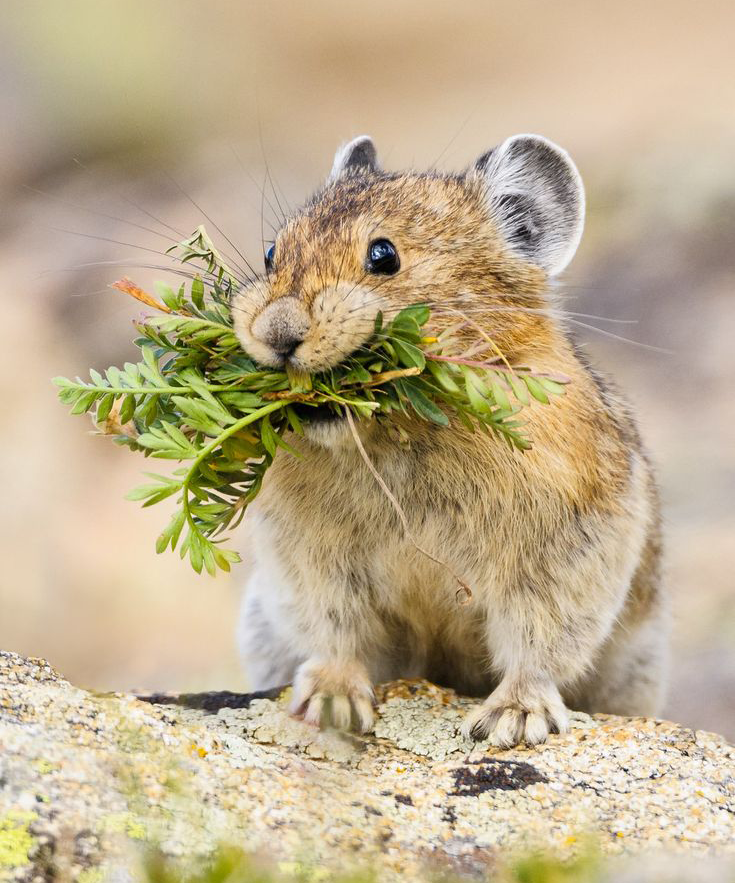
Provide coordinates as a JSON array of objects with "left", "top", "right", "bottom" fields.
[{"left": 231, "top": 134, "right": 667, "bottom": 747}]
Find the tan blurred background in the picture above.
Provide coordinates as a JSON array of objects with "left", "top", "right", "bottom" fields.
[{"left": 1, "top": 0, "right": 733, "bottom": 736}]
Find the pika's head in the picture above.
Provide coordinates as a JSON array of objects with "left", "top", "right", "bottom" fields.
[{"left": 232, "top": 134, "right": 584, "bottom": 374}]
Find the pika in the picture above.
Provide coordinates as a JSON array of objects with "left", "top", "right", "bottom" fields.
[{"left": 231, "top": 134, "right": 668, "bottom": 747}]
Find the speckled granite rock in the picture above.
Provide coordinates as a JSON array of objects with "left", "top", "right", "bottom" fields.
[{"left": 1, "top": 651, "right": 734, "bottom": 881}]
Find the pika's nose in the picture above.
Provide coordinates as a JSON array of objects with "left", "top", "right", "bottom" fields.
[
  {"left": 251, "top": 296, "right": 310, "bottom": 360},
  {"left": 270, "top": 331, "right": 303, "bottom": 358}
]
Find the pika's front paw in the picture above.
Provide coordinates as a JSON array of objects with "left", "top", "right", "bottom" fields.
[
  {"left": 290, "top": 658, "right": 375, "bottom": 733},
  {"left": 460, "top": 677, "right": 569, "bottom": 748}
]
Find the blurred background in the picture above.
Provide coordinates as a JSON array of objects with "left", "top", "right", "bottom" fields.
[{"left": 1, "top": 0, "right": 733, "bottom": 737}]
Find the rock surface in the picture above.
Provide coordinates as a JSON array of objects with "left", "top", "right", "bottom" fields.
[{"left": 1, "top": 650, "right": 734, "bottom": 881}]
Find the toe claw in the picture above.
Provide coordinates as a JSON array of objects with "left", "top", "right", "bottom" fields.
[
  {"left": 492, "top": 708, "right": 524, "bottom": 748},
  {"left": 524, "top": 711, "right": 550, "bottom": 745},
  {"left": 352, "top": 696, "right": 375, "bottom": 733},
  {"left": 331, "top": 694, "right": 352, "bottom": 730},
  {"left": 303, "top": 693, "right": 325, "bottom": 727}
]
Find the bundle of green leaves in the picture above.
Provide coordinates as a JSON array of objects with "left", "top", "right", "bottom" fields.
[{"left": 54, "top": 227, "right": 566, "bottom": 575}]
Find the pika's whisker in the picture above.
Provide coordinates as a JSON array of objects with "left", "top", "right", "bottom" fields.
[
  {"left": 43, "top": 229, "right": 252, "bottom": 290},
  {"left": 23, "top": 184, "right": 183, "bottom": 248},
  {"left": 162, "top": 171, "right": 259, "bottom": 284},
  {"left": 69, "top": 156, "right": 188, "bottom": 240}
]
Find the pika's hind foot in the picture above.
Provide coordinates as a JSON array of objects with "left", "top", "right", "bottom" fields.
[
  {"left": 290, "top": 658, "right": 375, "bottom": 733},
  {"left": 461, "top": 676, "right": 569, "bottom": 747}
]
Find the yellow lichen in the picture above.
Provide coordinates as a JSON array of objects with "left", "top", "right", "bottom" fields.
[
  {"left": 77, "top": 868, "right": 105, "bottom": 883},
  {"left": 126, "top": 818, "right": 147, "bottom": 840},
  {"left": 0, "top": 811, "right": 37, "bottom": 869},
  {"left": 277, "top": 861, "right": 331, "bottom": 881},
  {"left": 102, "top": 812, "right": 148, "bottom": 842}
]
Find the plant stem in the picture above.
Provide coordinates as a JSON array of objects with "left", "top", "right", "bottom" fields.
[
  {"left": 63, "top": 383, "right": 248, "bottom": 396},
  {"left": 180, "top": 400, "right": 287, "bottom": 531},
  {"left": 145, "top": 315, "right": 236, "bottom": 334}
]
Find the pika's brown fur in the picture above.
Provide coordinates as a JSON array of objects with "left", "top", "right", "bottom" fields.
[{"left": 232, "top": 134, "right": 668, "bottom": 746}]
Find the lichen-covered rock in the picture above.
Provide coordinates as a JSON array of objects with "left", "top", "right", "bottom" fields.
[{"left": 1, "top": 651, "right": 734, "bottom": 881}]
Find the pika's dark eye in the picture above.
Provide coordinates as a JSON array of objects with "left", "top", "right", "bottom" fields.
[
  {"left": 367, "top": 238, "right": 399, "bottom": 275},
  {"left": 264, "top": 243, "right": 275, "bottom": 272}
]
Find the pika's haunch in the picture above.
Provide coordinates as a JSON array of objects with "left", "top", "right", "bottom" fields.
[{"left": 231, "top": 134, "right": 667, "bottom": 747}]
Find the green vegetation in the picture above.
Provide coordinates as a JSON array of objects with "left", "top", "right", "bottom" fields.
[
  {"left": 54, "top": 227, "right": 565, "bottom": 575},
  {"left": 139, "top": 844, "right": 602, "bottom": 883}
]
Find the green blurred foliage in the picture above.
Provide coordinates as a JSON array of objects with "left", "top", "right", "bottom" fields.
[{"left": 139, "top": 843, "right": 603, "bottom": 883}]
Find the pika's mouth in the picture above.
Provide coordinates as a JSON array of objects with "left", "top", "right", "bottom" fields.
[
  {"left": 292, "top": 402, "right": 345, "bottom": 424},
  {"left": 296, "top": 401, "right": 353, "bottom": 447}
]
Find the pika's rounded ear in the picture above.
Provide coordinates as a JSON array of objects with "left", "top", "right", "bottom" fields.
[
  {"left": 469, "top": 134, "right": 585, "bottom": 275},
  {"left": 328, "top": 135, "right": 379, "bottom": 182}
]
